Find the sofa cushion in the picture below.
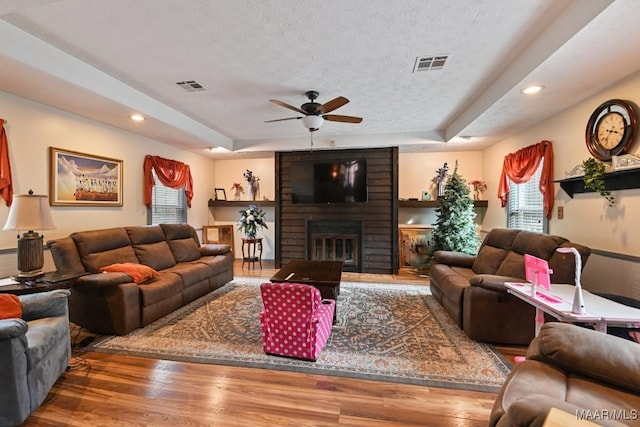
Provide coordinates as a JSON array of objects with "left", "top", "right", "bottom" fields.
[
  {"left": 126, "top": 226, "right": 177, "bottom": 270},
  {"left": 100, "top": 263, "right": 159, "bottom": 284},
  {"left": 168, "top": 238, "right": 201, "bottom": 262},
  {"left": 495, "top": 251, "right": 526, "bottom": 278},
  {"left": 160, "top": 223, "right": 200, "bottom": 244},
  {"left": 71, "top": 228, "right": 139, "bottom": 272},
  {"left": 511, "top": 231, "right": 567, "bottom": 259},
  {"left": 472, "top": 245, "right": 509, "bottom": 274},
  {"left": 200, "top": 244, "right": 231, "bottom": 256}
]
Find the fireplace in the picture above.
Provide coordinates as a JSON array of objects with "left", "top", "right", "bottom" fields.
[{"left": 307, "top": 220, "right": 363, "bottom": 272}]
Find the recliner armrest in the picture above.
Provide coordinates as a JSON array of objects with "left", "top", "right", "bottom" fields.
[
  {"left": 73, "top": 272, "right": 134, "bottom": 290},
  {"left": 20, "top": 289, "right": 70, "bottom": 321},
  {"left": 0, "top": 318, "right": 28, "bottom": 341},
  {"left": 469, "top": 274, "right": 523, "bottom": 293},
  {"left": 200, "top": 244, "right": 231, "bottom": 256},
  {"left": 527, "top": 323, "right": 640, "bottom": 395},
  {"left": 433, "top": 250, "right": 475, "bottom": 268}
]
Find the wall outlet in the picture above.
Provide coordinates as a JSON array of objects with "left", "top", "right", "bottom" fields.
[{"left": 557, "top": 206, "right": 564, "bottom": 220}]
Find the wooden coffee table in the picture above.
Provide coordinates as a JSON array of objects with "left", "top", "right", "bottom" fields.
[{"left": 270, "top": 260, "right": 344, "bottom": 323}]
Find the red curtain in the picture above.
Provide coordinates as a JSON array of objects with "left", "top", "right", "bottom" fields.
[
  {"left": 143, "top": 155, "right": 193, "bottom": 208},
  {"left": 498, "top": 140, "right": 554, "bottom": 219},
  {"left": 0, "top": 119, "right": 13, "bottom": 207}
]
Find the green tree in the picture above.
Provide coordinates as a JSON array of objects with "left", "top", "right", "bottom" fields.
[{"left": 428, "top": 162, "right": 481, "bottom": 259}]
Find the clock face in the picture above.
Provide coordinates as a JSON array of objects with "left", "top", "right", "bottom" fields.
[
  {"left": 586, "top": 99, "right": 638, "bottom": 161},
  {"left": 595, "top": 112, "right": 625, "bottom": 149}
]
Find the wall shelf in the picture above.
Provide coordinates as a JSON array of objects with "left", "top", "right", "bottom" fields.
[
  {"left": 208, "top": 199, "right": 276, "bottom": 207},
  {"left": 398, "top": 200, "right": 488, "bottom": 208},
  {"left": 555, "top": 168, "right": 640, "bottom": 198}
]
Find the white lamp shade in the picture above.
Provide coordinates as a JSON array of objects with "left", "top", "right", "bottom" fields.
[
  {"left": 3, "top": 194, "right": 56, "bottom": 231},
  {"left": 301, "top": 115, "right": 324, "bottom": 130}
]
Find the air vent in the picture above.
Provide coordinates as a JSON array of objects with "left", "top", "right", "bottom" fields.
[
  {"left": 413, "top": 55, "right": 449, "bottom": 72},
  {"left": 176, "top": 80, "right": 205, "bottom": 92}
]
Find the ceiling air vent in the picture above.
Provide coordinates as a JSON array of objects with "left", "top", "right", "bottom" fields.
[
  {"left": 176, "top": 80, "right": 205, "bottom": 92},
  {"left": 413, "top": 55, "right": 449, "bottom": 72}
]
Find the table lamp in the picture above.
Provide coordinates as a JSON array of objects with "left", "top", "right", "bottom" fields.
[
  {"left": 3, "top": 190, "right": 56, "bottom": 279},
  {"left": 556, "top": 247, "right": 585, "bottom": 314}
]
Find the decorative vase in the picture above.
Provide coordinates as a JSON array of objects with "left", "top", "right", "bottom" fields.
[{"left": 245, "top": 231, "right": 256, "bottom": 239}]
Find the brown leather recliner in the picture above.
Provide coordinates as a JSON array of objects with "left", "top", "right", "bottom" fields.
[
  {"left": 429, "top": 228, "right": 590, "bottom": 345},
  {"left": 490, "top": 322, "right": 640, "bottom": 427}
]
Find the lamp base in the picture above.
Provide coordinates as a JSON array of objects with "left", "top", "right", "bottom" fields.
[{"left": 15, "top": 270, "right": 45, "bottom": 280}]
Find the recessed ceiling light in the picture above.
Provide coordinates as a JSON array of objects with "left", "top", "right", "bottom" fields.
[
  {"left": 521, "top": 85, "right": 544, "bottom": 95},
  {"left": 130, "top": 114, "right": 145, "bottom": 121}
]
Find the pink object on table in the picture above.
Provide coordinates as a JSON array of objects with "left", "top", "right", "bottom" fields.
[
  {"left": 514, "top": 356, "right": 527, "bottom": 364},
  {"left": 524, "top": 254, "right": 552, "bottom": 291},
  {"left": 259, "top": 282, "right": 335, "bottom": 361}
]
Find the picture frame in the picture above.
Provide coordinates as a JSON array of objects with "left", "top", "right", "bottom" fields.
[
  {"left": 49, "top": 147, "right": 123, "bottom": 207},
  {"left": 214, "top": 188, "right": 226, "bottom": 201},
  {"left": 202, "top": 225, "right": 234, "bottom": 251}
]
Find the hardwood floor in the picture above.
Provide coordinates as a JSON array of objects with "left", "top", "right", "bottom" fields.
[{"left": 23, "top": 261, "right": 523, "bottom": 427}]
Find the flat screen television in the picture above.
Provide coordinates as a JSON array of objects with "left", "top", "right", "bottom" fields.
[{"left": 291, "top": 159, "right": 367, "bottom": 203}]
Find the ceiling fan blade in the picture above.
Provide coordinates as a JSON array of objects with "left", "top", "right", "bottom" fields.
[
  {"left": 323, "top": 114, "right": 363, "bottom": 124},
  {"left": 321, "top": 96, "right": 349, "bottom": 113},
  {"left": 270, "top": 99, "right": 307, "bottom": 115},
  {"left": 264, "top": 116, "right": 302, "bottom": 123}
]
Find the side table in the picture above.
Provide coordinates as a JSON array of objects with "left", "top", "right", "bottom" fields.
[
  {"left": 0, "top": 272, "right": 84, "bottom": 296},
  {"left": 241, "top": 238, "right": 263, "bottom": 269}
]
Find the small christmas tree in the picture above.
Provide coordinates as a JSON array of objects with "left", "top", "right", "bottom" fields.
[{"left": 428, "top": 162, "right": 481, "bottom": 259}]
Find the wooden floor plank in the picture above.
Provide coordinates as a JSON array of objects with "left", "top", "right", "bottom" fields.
[{"left": 21, "top": 261, "right": 523, "bottom": 426}]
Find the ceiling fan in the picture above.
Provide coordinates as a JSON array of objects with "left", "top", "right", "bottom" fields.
[{"left": 265, "top": 90, "right": 363, "bottom": 132}]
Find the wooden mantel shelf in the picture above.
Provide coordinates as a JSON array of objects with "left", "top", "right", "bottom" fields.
[
  {"left": 554, "top": 168, "right": 640, "bottom": 198},
  {"left": 399, "top": 200, "right": 488, "bottom": 208},
  {"left": 208, "top": 199, "right": 276, "bottom": 207}
]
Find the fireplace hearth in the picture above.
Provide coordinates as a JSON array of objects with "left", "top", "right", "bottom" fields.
[{"left": 307, "top": 220, "right": 363, "bottom": 272}]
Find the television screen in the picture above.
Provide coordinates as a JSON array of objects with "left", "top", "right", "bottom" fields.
[{"left": 291, "top": 159, "right": 367, "bottom": 203}]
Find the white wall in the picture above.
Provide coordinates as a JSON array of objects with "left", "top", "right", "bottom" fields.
[
  {"left": 0, "top": 90, "right": 216, "bottom": 276},
  {"left": 398, "top": 151, "right": 485, "bottom": 226},
  {"left": 482, "top": 71, "right": 640, "bottom": 297},
  {"left": 211, "top": 157, "right": 276, "bottom": 260}
]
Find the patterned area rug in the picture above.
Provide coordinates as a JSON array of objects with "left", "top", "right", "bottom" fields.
[{"left": 91, "top": 278, "right": 511, "bottom": 392}]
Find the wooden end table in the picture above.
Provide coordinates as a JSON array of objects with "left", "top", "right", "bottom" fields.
[
  {"left": 241, "top": 238, "right": 263, "bottom": 269},
  {"left": 0, "top": 271, "right": 85, "bottom": 296}
]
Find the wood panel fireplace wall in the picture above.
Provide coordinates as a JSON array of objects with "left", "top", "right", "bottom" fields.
[{"left": 275, "top": 147, "right": 398, "bottom": 274}]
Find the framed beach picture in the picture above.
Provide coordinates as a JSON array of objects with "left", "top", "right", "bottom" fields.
[{"left": 49, "top": 147, "right": 123, "bottom": 207}]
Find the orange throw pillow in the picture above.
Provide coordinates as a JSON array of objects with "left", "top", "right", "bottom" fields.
[
  {"left": 0, "top": 294, "right": 22, "bottom": 319},
  {"left": 100, "top": 263, "right": 159, "bottom": 284}
]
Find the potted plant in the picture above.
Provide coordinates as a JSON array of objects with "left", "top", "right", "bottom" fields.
[
  {"left": 582, "top": 158, "right": 615, "bottom": 206},
  {"left": 237, "top": 204, "right": 268, "bottom": 239}
]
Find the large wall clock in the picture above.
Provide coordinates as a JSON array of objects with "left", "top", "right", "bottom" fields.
[{"left": 585, "top": 99, "right": 638, "bottom": 161}]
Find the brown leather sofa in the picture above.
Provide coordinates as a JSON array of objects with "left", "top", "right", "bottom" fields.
[
  {"left": 490, "top": 322, "right": 640, "bottom": 427},
  {"left": 429, "top": 228, "right": 590, "bottom": 345},
  {"left": 47, "top": 223, "right": 233, "bottom": 335}
]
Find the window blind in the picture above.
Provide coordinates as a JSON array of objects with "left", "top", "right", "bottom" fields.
[
  {"left": 507, "top": 159, "right": 545, "bottom": 233},
  {"left": 148, "top": 169, "right": 186, "bottom": 225}
]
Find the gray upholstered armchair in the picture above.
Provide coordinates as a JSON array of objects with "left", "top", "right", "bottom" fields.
[{"left": 0, "top": 289, "right": 71, "bottom": 427}]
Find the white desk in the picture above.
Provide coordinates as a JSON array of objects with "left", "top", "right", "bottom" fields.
[{"left": 505, "top": 282, "right": 640, "bottom": 336}]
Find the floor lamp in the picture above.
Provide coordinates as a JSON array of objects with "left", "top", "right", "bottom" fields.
[{"left": 3, "top": 190, "right": 56, "bottom": 279}]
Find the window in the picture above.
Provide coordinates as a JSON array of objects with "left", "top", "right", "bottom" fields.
[
  {"left": 148, "top": 169, "right": 186, "bottom": 225},
  {"left": 507, "top": 159, "right": 546, "bottom": 233}
]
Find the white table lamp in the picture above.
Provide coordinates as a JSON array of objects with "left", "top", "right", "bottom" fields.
[
  {"left": 556, "top": 247, "right": 585, "bottom": 314},
  {"left": 3, "top": 190, "right": 56, "bottom": 278}
]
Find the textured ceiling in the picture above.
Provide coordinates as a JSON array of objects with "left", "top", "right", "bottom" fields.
[{"left": 0, "top": 0, "right": 637, "bottom": 158}]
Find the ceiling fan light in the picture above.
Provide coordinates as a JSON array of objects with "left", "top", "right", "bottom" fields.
[{"left": 302, "top": 115, "right": 324, "bottom": 130}]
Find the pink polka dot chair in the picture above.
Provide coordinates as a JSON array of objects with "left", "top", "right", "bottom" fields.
[{"left": 259, "top": 282, "right": 335, "bottom": 361}]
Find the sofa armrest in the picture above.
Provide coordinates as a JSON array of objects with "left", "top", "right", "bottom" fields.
[
  {"left": 469, "top": 274, "right": 523, "bottom": 293},
  {"left": 20, "top": 289, "right": 70, "bottom": 321},
  {"left": 199, "top": 244, "right": 231, "bottom": 256},
  {"left": 74, "top": 273, "right": 134, "bottom": 290},
  {"left": 433, "top": 250, "right": 475, "bottom": 268},
  {"left": 0, "top": 318, "right": 28, "bottom": 341},
  {"left": 527, "top": 323, "right": 640, "bottom": 394}
]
